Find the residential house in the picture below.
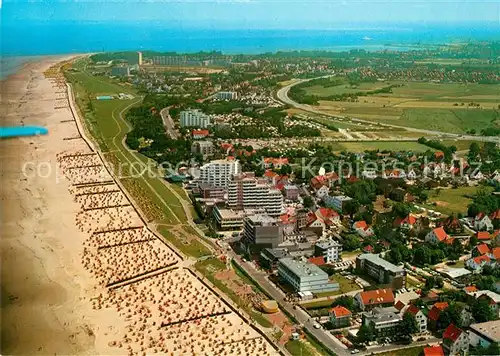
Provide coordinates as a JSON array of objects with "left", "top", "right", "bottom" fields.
[
  {"left": 470, "top": 170, "right": 485, "bottom": 181},
  {"left": 474, "top": 213, "right": 494, "bottom": 232},
  {"left": 407, "top": 169, "right": 418, "bottom": 181},
  {"left": 354, "top": 289, "right": 395, "bottom": 311},
  {"left": 428, "top": 302, "right": 449, "bottom": 331},
  {"left": 314, "top": 239, "right": 342, "bottom": 264},
  {"left": 466, "top": 255, "right": 494, "bottom": 272},
  {"left": 305, "top": 213, "right": 325, "bottom": 237},
  {"left": 472, "top": 244, "right": 491, "bottom": 257},
  {"left": 425, "top": 227, "right": 453, "bottom": 245},
  {"left": 403, "top": 304, "right": 427, "bottom": 333},
  {"left": 476, "top": 231, "right": 491, "bottom": 243},
  {"left": 283, "top": 185, "right": 300, "bottom": 201},
  {"left": 389, "top": 187, "right": 414, "bottom": 203},
  {"left": 442, "top": 324, "right": 469, "bottom": 356},
  {"left": 315, "top": 207, "right": 340, "bottom": 226},
  {"left": 494, "top": 230, "right": 500, "bottom": 247},
  {"left": 263, "top": 157, "right": 288, "bottom": 169},
  {"left": 325, "top": 195, "right": 353, "bottom": 213},
  {"left": 316, "top": 185, "right": 330, "bottom": 199},
  {"left": 329, "top": 306, "right": 352, "bottom": 328},
  {"left": 393, "top": 214, "right": 417, "bottom": 230},
  {"left": 383, "top": 169, "right": 407, "bottom": 179},
  {"left": 353, "top": 221, "right": 375, "bottom": 238},
  {"left": 192, "top": 129, "right": 210, "bottom": 139},
  {"left": 466, "top": 290, "right": 500, "bottom": 319}
]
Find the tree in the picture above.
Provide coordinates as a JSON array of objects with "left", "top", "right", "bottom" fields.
[
  {"left": 357, "top": 324, "right": 375, "bottom": 343},
  {"left": 472, "top": 299, "right": 495, "bottom": 322},
  {"left": 303, "top": 196, "right": 314, "bottom": 209},
  {"left": 343, "top": 199, "right": 360, "bottom": 219},
  {"left": 468, "top": 142, "right": 481, "bottom": 161},
  {"left": 389, "top": 248, "right": 403, "bottom": 265},
  {"left": 414, "top": 246, "right": 432, "bottom": 266},
  {"left": 426, "top": 276, "right": 436, "bottom": 289},
  {"left": 401, "top": 312, "right": 419, "bottom": 337},
  {"left": 435, "top": 276, "right": 444, "bottom": 288},
  {"left": 343, "top": 234, "right": 361, "bottom": 251},
  {"left": 332, "top": 295, "right": 355, "bottom": 311}
]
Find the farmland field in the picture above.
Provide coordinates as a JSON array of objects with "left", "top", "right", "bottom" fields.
[
  {"left": 336, "top": 141, "right": 431, "bottom": 152},
  {"left": 303, "top": 79, "right": 500, "bottom": 134}
]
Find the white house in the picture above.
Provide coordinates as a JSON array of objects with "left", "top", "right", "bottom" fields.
[
  {"left": 407, "top": 170, "right": 418, "bottom": 180},
  {"left": 316, "top": 185, "right": 330, "bottom": 199},
  {"left": 443, "top": 324, "right": 469, "bottom": 356},
  {"left": 474, "top": 213, "right": 494, "bottom": 232},
  {"left": 425, "top": 227, "right": 450, "bottom": 244},
  {"left": 352, "top": 221, "right": 375, "bottom": 238},
  {"left": 466, "top": 255, "right": 494, "bottom": 273},
  {"left": 470, "top": 171, "right": 485, "bottom": 181},
  {"left": 403, "top": 304, "right": 427, "bottom": 333}
]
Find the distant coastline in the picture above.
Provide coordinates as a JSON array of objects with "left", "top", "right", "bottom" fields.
[
  {"left": 2, "top": 23, "right": 498, "bottom": 57},
  {"left": 0, "top": 56, "right": 40, "bottom": 80}
]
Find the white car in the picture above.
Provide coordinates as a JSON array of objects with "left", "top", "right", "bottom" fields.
[
  {"left": 313, "top": 323, "right": 321, "bottom": 329},
  {"left": 351, "top": 349, "right": 360, "bottom": 354}
]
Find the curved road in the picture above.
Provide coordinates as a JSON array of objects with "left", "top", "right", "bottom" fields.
[{"left": 277, "top": 77, "right": 500, "bottom": 144}]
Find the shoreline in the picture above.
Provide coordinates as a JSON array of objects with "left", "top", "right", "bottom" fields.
[{"left": 1, "top": 55, "right": 280, "bottom": 355}]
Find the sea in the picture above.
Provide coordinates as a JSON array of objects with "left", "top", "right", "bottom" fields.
[{"left": 1, "top": 22, "right": 499, "bottom": 79}]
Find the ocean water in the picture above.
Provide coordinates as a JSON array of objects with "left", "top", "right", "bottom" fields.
[{"left": 2, "top": 22, "right": 498, "bottom": 57}]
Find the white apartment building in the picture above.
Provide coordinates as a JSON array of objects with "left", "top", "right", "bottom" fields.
[
  {"left": 314, "top": 240, "right": 342, "bottom": 263},
  {"left": 180, "top": 109, "right": 211, "bottom": 128},
  {"left": 216, "top": 91, "right": 238, "bottom": 100},
  {"left": 227, "top": 172, "right": 283, "bottom": 216},
  {"left": 199, "top": 159, "right": 241, "bottom": 189}
]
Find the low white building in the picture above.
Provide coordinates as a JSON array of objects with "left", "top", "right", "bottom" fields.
[
  {"left": 277, "top": 258, "right": 339, "bottom": 294},
  {"left": 468, "top": 320, "right": 500, "bottom": 349}
]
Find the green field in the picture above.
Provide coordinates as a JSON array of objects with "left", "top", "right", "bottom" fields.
[
  {"left": 305, "top": 79, "right": 500, "bottom": 134},
  {"left": 158, "top": 226, "right": 211, "bottom": 258},
  {"left": 338, "top": 141, "right": 431, "bottom": 153},
  {"left": 422, "top": 186, "right": 494, "bottom": 216},
  {"left": 285, "top": 340, "right": 319, "bottom": 356}
]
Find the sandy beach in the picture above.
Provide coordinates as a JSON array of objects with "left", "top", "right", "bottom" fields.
[{"left": 1, "top": 57, "right": 278, "bottom": 355}]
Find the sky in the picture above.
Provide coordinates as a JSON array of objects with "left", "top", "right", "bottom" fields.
[{"left": 3, "top": 0, "right": 499, "bottom": 29}]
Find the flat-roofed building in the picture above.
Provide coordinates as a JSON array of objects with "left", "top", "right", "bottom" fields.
[
  {"left": 199, "top": 159, "right": 241, "bottom": 189},
  {"left": 362, "top": 307, "right": 402, "bottom": 339},
  {"left": 228, "top": 172, "right": 283, "bottom": 216},
  {"left": 198, "top": 183, "right": 225, "bottom": 200},
  {"left": 180, "top": 109, "right": 211, "bottom": 128},
  {"left": 191, "top": 140, "right": 215, "bottom": 157},
  {"left": 243, "top": 214, "right": 284, "bottom": 248},
  {"left": 216, "top": 91, "right": 238, "bottom": 100},
  {"left": 260, "top": 248, "right": 290, "bottom": 270},
  {"left": 212, "top": 207, "right": 245, "bottom": 230},
  {"left": 326, "top": 195, "right": 353, "bottom": 213},
  {"left": 468, "top": 320, "right": 500, "bottom": 349},
  {"left": 314, "top": 240, "right": 342, "bottom": 264},
  {"left": 277, "top": 258, "right": 339, "bottom": 294},
  {"left": 356, "top": 253, "right": 406, "bottom": 290}
]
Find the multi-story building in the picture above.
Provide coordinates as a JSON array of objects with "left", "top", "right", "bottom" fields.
[
  {"left": 227, "top": 172, "right": 283, "bottom": 216},
  {"left": 137, "top": 51, "right": 143, "bottom": 65},
  {"left": 356, "top": 254, "right": 406, "bottom": 290},
  {"left": 152, "top": 55, "right": 188, "bottom": 66},
  {"left": 443, "top": 324, "right": 469, "bottom": 356},
  {"left": 277, "top": 258, "right": 339, "bottom": 294},
  {"left": 260, "top": 248, "right": 290, "bottom": 270},
  {"left": 283, "top": 185, "right": 300, "bottom": 201},
  {"left": 468, "top": 320, "right": 500, "bottom": 349},
  {"left": 198, "top": 183, "right": 225, "bottom": 200},
  {"left": 355, "top": 289, "right": 395, "bottom": 311},
  {"left": 243, "top": 214, "right": 284, "bottom": 248},
  {"left": 199, "top": 159, "right": 241, "bottom": 189},
  {"left": 111, "top": 66, "right": 130, "bottom": 77},
  {"left": 180, "top": 109, "right": 211, "bottom": 128},
  {"left": 327, "top": 195, "right": 353, "bottom": 213},
  {"left": 216, "top": 91, "right": 238, "bottom": 100},
  {"left": 314, "top": 240, "right": 342, "bottom": 264},
  {"left": 362, "top": 307, "right": 402, "bottom": 339},
  {"left": 191, "top": 140, "right": 215, "bottom": 157},
  {"left": 212, "top": 207, "right": 245, "bottom": 230},
  {"left": 403, "top": 304, "right": 427, "bottom": 333}
]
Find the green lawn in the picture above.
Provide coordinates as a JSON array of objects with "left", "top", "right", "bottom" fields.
[
  {"left": 304, "top": 80, "right": 387, "bottom": 97},
  {"left": 158, "top": 226, "right": 211, "bottom": 258},
  {"left": 423, "top": 186, "right": 494, "bottom": 216},
  {"left": 285, "top": 340, "right": 319, "bottom": 356}
]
